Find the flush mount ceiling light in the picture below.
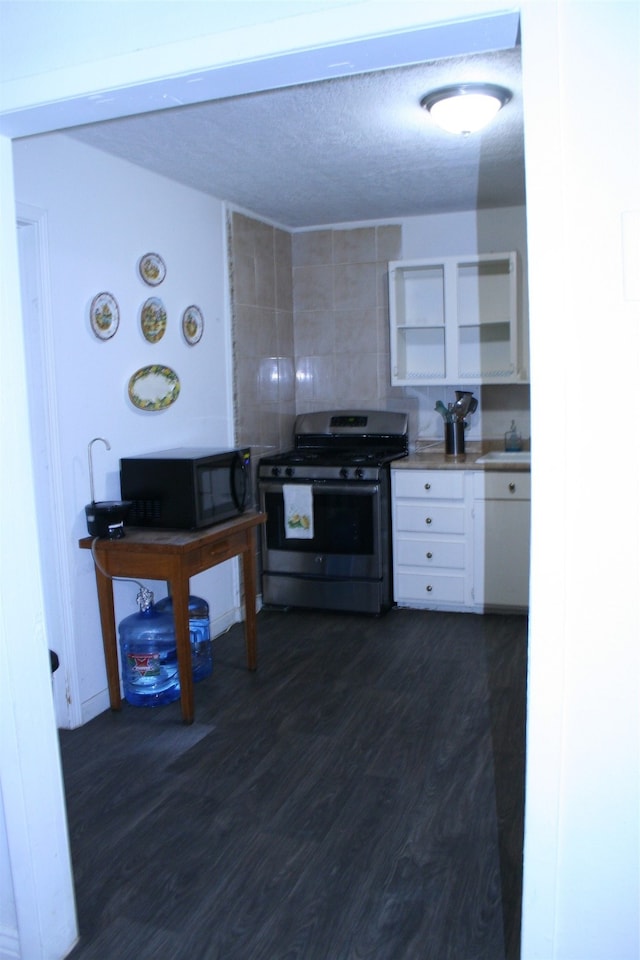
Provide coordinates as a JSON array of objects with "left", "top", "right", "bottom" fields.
[{"left": 421, "top": 83, "right": 511, "bottom": 135}]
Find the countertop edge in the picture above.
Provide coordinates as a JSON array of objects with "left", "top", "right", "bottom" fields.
[{"left": 392, "top": 445, "right": 531, "bottom": 471}]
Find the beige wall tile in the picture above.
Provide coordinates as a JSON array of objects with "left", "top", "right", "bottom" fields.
[
  {"left": 252, "top": 217, "right": 275, "bottom": 259},
  {"left": 230, "top": 212, "right": 295, "bottom": 453},
  {"left": 292, "top": 229, "right": 332, "bottom": 267},
  {"left": 255, "top": 255, "right": 276, "bottom": 309},
  {"left": 375, "top": 261, "right": 391, "bottom": 316},
  {"left": 294, "top": 309, "right": 335, "bottom": 356},
  {"left": 235, "top": 355, "right": 261, "bottom": 406},
  {"left": 231, "top": 212, "right": 258, "bottom": 260},
  {"left": 232, "top": 251, "right": 257, "bottom": 306},
  {"left": 295, "top": 355, "right": 336, "bottom": 403},
  {"left": 333, "top": 308, "right": 375, "bottom": 354},
  {"left": 376, "top": 224, "right": 402, "bottom": 262},
  {"left": 332, "top": 226, "right": 376, "bottom": 264},
  {"left": 293, "top": 263, "right": 334, "bottom": 311},
  {"left": 234, "top": 304, "right": 278, "bottom": 358},
  {"left": 333, "top": 262, "right": 377, "bottom": 311},
  {"left": 257, "top": 357, "right": 281, "bottom": 403},
  {"left": 334, "top": 351, "right": 379, "bottom": 406},
  {"left": 276, "top": 357, "right": 295, "bottom": 402},
  {"left": 276, "top": 308, "right": 294, "bottom": 356},
  {"left": 275, "top": 229, "right": 293, "bottom": 311}
]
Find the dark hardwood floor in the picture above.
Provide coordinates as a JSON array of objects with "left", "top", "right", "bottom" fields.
[{"left": 59, "top": 607, "right": 527, "bottom": 960}]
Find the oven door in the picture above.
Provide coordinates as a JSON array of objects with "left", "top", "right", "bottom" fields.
[{"left": 260, "top": 479, "right": 383, "bottom": 580}]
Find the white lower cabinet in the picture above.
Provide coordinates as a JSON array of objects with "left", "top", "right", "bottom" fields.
[
  {"left": 392, "top": 469, "right": 476, "bottom": 611},
  {"left": 473, "top": 471, "right": 531, "bottom": 611},
  {"left": 392, "top": 467, "right": 531, "bottom": 613}
]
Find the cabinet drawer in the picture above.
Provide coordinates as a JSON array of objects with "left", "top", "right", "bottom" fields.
[
  {"left": 395, "top": 538, "right": 465, "bottom": 570},
  {"left": 193, "top": 537, "right": 234, "bottom": 570},
  {"left": 474, "top": 471, "right": 531, "bottom": 500},
  {"left": 395, "top": 502, "right": 465, "bottom": 535},
  {"left": 393, "top": 470, "right": 464, "bottom": 500},
  {"left": 396, "top": 571, "right": 465, "bottom": 604}
]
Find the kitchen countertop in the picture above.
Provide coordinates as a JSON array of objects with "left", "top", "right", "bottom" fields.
[{"left": 392, "top": 441, "right": 531, "bottom": 472}]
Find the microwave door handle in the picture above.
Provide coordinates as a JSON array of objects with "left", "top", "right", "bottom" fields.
[{"left": 230, "top": 452, "right": 248, "bottom": 512}]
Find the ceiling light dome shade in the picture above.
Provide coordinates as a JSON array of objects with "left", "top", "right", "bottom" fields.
[{"left": 421, "top": 83, "right": 511, "bottom": 135}]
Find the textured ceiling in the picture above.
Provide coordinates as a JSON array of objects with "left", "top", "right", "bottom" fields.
[{"left": 66, "top": 47, "right": 524, "bottom": 229}]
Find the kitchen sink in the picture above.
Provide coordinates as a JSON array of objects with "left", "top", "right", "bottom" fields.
[{"left": 475, "top": 450, "right": 531, "bottom": 464}]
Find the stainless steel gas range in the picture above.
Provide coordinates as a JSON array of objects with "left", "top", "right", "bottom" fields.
[{"left": 257, "top": 409, "right": 408, "bottom": 615}]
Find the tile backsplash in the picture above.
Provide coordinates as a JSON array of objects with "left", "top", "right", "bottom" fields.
[
  {"left": 229, "top": 211, "right": 295, "bottom": 461},
  {"left": 229, "top": 212, "right": 530, "bottom": 456},
  {"left": 292, "top": 224, "right": 405, "bottom": 414}
]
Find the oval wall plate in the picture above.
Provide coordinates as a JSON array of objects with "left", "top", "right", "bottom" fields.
[
  {"left": 140, "top": 297, "right": 167, "bottom": 343},
  {"left": 182, "top": 304, "right": 204, "bottom": 345},
  {"left": 128, "top": 365, "right": 180, "bottom": 411},
  {"left": 90, "top": 292, "right": 119, "bottom": 340},
  {"left": 138, "top": 252, "right": 166, "bottom": 286}
]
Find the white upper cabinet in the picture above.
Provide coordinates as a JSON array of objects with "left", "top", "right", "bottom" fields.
[{"left": 389, "top": 252, "right": 524, "bottom": 385}]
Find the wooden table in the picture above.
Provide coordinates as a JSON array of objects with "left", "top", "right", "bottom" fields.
[{"left": 80, "top": 511, "right": 266, "bottom": 724}]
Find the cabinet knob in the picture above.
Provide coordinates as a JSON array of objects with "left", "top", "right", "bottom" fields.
[
  {"left": 424, "top": 482, "right": 431, "bottom": 490},
  {"left": 509, "top": 482, "right": 516, "bottom": 492},
  {"left": 426, "top": 584, "right": 433, "bottom": 592},
  {"left": 425, "top": 517, "right": 432, "bottom": 524},
  {"left": 426, "top": 551, "right": 433, "bottom": 559}
]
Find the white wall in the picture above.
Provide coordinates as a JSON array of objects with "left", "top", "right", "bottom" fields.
[
  {"left": 12, "top": 133, "right": 237, "bottom": 728},
  {"left": 401, "top": 204, "right": 528, "bottom": 340},
  {"left": 520, "top": 3, "right": 639, "bottom": 958}
]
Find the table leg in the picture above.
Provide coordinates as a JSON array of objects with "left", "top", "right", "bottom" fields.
[
  {"left": 168, "top": 569, "right": 195, "bottom": 724},
  {"left": 93, "top": 562, "right": 122, "bottom": 711},
  {"left": 241, "top": 529, "right": 258, "bottom": 671}
]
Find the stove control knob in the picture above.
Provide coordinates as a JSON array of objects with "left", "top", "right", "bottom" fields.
[
  {"left": 285, "top": 467, "right": 294, "bottom": 478},
  {"left": 339, "top": 467, "right": 349, "bottom": 479},
  {"left": 270, "top": 466, "right": 281, "bottom": 477},
  {"left": 355, "top": 467, "right": 365, "bottom": 479}
]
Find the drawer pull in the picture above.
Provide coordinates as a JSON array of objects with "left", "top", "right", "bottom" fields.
[
  {"left": 424, "top": 482, "right": 431, "bottom": 490},
  {"left": 425, "top": 517, "right": 432, "bottom": 525},
  {"left": 426, "top": 551, "right": 433, "bottom": 559},
  {"left": 509, "top": 482, "right": 516, "bottom": 492},
  {"left": 210, "top": 541, "right": 229, "bottom": 555},
  {"left": 426, "top": 584, "right": 433, "bottom": 592}
]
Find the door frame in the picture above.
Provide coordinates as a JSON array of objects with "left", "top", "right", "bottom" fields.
[{"left": 17, "top": 203, "right": 81, "bottom": 728}]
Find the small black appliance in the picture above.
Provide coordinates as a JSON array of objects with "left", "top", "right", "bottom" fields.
[
  {"left": 85, "top": 437, "right": 131, "bottom": 539},
  {"left": 120, "top": 447, "right": 251, "bottom": 530}
]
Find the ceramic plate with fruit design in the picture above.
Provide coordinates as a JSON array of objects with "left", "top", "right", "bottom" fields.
[{"left": 182, "top": 304, "right": 204, "bottom": 345}]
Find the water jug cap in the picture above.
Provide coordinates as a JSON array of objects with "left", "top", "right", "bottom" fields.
[{"left": 136, "top": 585, "right": 154, "bottom": 612}]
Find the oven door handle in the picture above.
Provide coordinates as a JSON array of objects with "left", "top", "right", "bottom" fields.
[{"left": 260, "top": 480, "right": 380, "bottom": 497}]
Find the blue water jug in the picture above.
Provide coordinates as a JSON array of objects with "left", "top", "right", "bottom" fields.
[
  {"left": 155, "top": 594, "right": 213, "bottom": 682},
  {"left": 118, "top": 587, "right": 180, "bottom": 706}
]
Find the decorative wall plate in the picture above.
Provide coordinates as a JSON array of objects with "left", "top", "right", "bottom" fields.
[
  {"left": 90, "top": 292, "right": 119, "bottom": 340},
  {"left": 182, "top": 304, "right": 204, "bottom": 345},
  {"left": 138, "top": 252, "right": 166, "bottom": 286},
  {"left": 140, "top": 297, "right": 167, "bottom": 343},
  {"left": 128, "top": 365, "right": 180, "bottom": 411}
]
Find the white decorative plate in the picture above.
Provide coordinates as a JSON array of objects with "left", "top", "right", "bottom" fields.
[
  {"left": 128, "top": 365, "right": 180, "bottom": 411},
  {"left": 90, "top": 292, "right": 119, "bottom": 340},
  {"left": 140, "top": 297, "right": 167, "bottom": 343},
  {"left": 138, "top": 252, "right": 166, "bottom": 286},
  {"left": 182, "top": 305, "right": 204, "bottom": 345}
]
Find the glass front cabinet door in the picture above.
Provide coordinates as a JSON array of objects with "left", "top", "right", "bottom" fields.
[{"left": 388, "top": 252, "right": 523, "bottom": 386}]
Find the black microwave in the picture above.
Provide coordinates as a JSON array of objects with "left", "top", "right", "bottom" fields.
[{"left": 120, "top": 447, "right": 251, "bottom": 530}]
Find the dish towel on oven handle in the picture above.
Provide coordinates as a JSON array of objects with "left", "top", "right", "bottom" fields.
[{"left": 283, "top": 484, "right": 314, "bottom": 539}]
